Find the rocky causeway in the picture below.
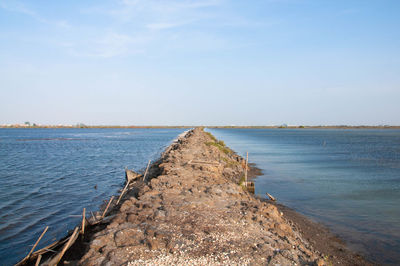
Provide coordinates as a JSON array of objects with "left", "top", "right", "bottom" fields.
[{"left": 30, "top": 127, "right": 370, "bottom": 265}]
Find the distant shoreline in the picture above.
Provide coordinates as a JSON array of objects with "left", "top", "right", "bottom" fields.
[{"left": 1, "top": 125, "right": 400, "bottom": 129}]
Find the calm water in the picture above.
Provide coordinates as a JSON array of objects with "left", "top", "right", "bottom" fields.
[
  {"left": 207, "top": 128, "right": 400, "bottom": 265},
  {"left": 0, "top": 128, "right": 186, "bottom": 265}
]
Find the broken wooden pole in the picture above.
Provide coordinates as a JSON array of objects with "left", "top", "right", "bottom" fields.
[
  {"left": 35, "top": 254, "right": 42, "bottom": 266},
  {"left": 102, "top": 196, "right": 114, "bottom": 219},
  {"left": 266, "top": 192, "right": 276, "bottom": 201},
  {"left": 26, "top": 226, "right": 49, "bottom": 259},
  {"left": 143, "top": 160, "right": 151, "bottom": 182},
  {"left": 117, "top": 180, "right": 130, "bottom": 205},
  {"left": 81, "top": 208, "right": 86, "bottom": 235},
  {"left": 48, "top": 227, "right": 79, "bottom": 266}
]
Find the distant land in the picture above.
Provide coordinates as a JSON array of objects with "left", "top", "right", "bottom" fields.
[{"left": 1, "top": 123, "right": 400, "bottom": 129}]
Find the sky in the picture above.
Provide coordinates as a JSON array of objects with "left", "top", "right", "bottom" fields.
[{"left": 0, "top": 0, "right": 399, "bottom": 126}]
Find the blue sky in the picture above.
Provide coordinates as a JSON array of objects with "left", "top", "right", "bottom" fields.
[{"left": 0, "top": 0, "right": 399, "bottom": 126}]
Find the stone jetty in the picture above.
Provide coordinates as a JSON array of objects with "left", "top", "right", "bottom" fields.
[{"left": 77, "top": 128, "right": 327, "bottom": 265}]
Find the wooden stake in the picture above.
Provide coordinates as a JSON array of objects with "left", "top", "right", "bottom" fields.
[
  {"left": 266, "top": 193, "right": 276, "bottom": 201},
  {"left": 142, "top": 160, "right": 151, "bottom": 182},
  {"left": 29, "top": 237, "right": 68, "bottom": 257},
  {"left": 48, "top": 227, "right": 79, "bottom": 266},
  {"left": 245, "top": 152, "right": 248, "bottom": 187},
  {"left": 26, "top": 226, "right": 49, "bottom": 259},
  {"left": 35, "top": 254, "right": 42, "bottom": 266},
  {"left": 101, "top": 196, "right": 114, "bottom": 219},
  {"left": 81, "top": 208, "right": 86, "bottom": 235},
  {"left": 117, "top": 180, "right": 130, "bottom": 205}
]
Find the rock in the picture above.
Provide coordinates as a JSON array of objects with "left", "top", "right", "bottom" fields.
[
  {"left": 147, "top": 238, "right": 161, "bottom": 250},
  {"left": 77, "top": 128, "right": 325, "bottom": 266},
  {"left": 114, "top": 228, "right": 143, "bottom": 247},
  {"left": 274, "top": 223, "right": 294, "bottom": 237},
  {"left": 316, "top": 258, "right": 326, "bottom": 266},
  {"left": 263, "top": 204, "right": 282, "bottom": 221}
]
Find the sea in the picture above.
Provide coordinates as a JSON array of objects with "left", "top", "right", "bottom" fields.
[
  {"left": 0, "top": 128, "right": 186, "bottom": 265},
  {"left": 206, "top": 128, "right": 400, "bottom": 265}
]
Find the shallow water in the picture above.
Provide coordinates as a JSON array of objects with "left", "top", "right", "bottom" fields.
[
  {"left": 207, "top": 128, "right": 400, "bottom": 265},
  {"left": 0, "top": 128, "right": 185, "bottom": 265}
]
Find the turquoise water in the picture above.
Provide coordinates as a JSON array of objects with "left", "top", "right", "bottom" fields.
[
  {"left": 207, "top": 128, "right": 400, "bottom": 265},
  {"left": 0, "top": 128, "right": 185, "bottom": 265}
]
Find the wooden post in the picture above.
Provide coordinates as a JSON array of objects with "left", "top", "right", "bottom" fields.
[
  {"left": 35, "top": 254, "right": 42, "bottom": 266},
  {"left": 26, "top": 226, "right": 49, "bottom": 259},
  {"left": 101, "top": 196, "right": 114, "bottom": 219},
  {"left": 266, "top": 193, "right": 276, "bottom": 201},
  {"left": 143, "top": 160, "right": 151, "bottom": 182},
  {"left": 81, "top": 208, "right": 86, "bottom": 235},
  {"left": 245, "top": 152, "right": 248, "bottom": 187},
  {"left": 117, "top": 180, "right": 130, "bottom": 205},
  {"left": 48, "top": 227, "right": 79, "bottom": 266}
]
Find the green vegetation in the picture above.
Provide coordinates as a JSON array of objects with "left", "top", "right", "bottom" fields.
[
  {"left": 323, "top": 255, "right": 334, "bottom": 266},
  {"left": 238, "top": 174, "right": 247, "bottom": 190},
  {"left": 238, "top": 174, "right": 245, "bottom": 186},
  {"left": 278, "top": 123, "right": 288, "bottom": 128},
  {"left": 204, "top": 131, "right": 217, "bottom": 142},
  {"left": 206, "top": 141, "right": 232, "bottom": 155},
  {"left": 205, "top": 131, "right": 232, "bottom": 155},
  {"left": 221, "top": 156, "right": 239, "bottom": 168}
]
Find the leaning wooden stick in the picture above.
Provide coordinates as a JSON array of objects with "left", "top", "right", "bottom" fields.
[
  {"left": 35, "top": 254, "right": 42, "bottom": 266},
  {"left": 26, "top": 226, "right": 49, "bottom": 259},
  {"left": 102, "top": 196, "right": 114, "bottom": 219},
  {"left": 142, "top": 160, "right": 151, "bottom": 182},
  {"left": 266, "top": 193, "right": 276, "bottom": 201},
  {"left": 117, "top": 180, "right": 130, "bottom": 205},
  {"left": 81, "top": 208, "right": 86, "bottom": 235},
  {"left": 48, "top": 227, "right": 79, "bottom": 266}
]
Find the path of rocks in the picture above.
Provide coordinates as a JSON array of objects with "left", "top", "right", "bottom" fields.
[{"left": 80, "top": 128, "right": 324, "bottom": 265}]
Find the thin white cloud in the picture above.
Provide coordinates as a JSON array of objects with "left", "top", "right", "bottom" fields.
[
  {"left": 107, "top": 0, "right": 224, "bottom": 24},
  {"left": 70, "top": 0, "right": 229, "bottom": 57},
  {"left": 2, "top": 0, "right": 268, "bottom": 58},
  {"left": 67, "top": 32, "right": 148, "bottom": 58},
  {"left": 0, "top": 0, "right": 71, "bottom": 29},
  {"left": 0, "top": 0, "right": 35, "bottom": 16},
  {"left": 146, "top": 21, "right": 193, "bottom": 30},
  {"left": 94, "top": 32, "right": 142, "bottom": 58},
  {"left": 146, "top": 22, "right": 177, "bottom": 30},
  {"left": 121, "top": 0, "right": 222, "bottom": 9}
]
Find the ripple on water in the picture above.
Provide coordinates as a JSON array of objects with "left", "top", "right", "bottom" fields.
[{"left": 0, "top": 128, "right": 185, "bottom": 265}]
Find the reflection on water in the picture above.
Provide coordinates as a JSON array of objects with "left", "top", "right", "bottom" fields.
[
  {"left": 207, "top": 128, "right": 400, "bottom": 265},
  {"left": 0, "top": 128, "right": 185, "bottom": 265}
]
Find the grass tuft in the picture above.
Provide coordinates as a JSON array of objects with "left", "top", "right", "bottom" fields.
[
  {"left": 206, "top": 141, "right": 232, "bottom": 155},
  {"left": 205, "top": 131, "right": 217, "bottom": 142},
  {"left": 221, "top": 157, "right": 239, "bottom": 168},
  {"left": 204, "top": 131, "right": 232, "bottom": 155}
]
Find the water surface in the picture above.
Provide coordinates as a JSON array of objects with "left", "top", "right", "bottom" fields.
[
  {"left": 0, "top": 128, "right": 185, "bottom": 265},
  {"left": 207, "top": 128, "right": 400, "bottom": 265}
]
